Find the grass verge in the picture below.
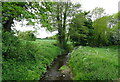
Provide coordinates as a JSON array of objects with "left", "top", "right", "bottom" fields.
[{"left": 69, "top": 46, "right": 118, "bottom": 80}]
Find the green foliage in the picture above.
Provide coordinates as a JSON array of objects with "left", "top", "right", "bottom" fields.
[
  {"left": 92, "top": 12, "right": 120, "bottom": 46},
  {"left": 59, "top": 65, "right": 69, "bottom": 71},
  {"left": 69, "top": 12, "right": 93, "bottom": 46},
  {"left": 2, "top": 2, "right": 28, "bottom": 23},
  {"left": 69, "top": 11, "right": 119, "bottom": 47},
  {"left": 18, "top": 31, "right": 36, "bottom": 41},
  {"left": 109, "top": 12, "right": 120, "bottom": 45},
  {"left": 2, "top": 31, "right": 22, "bottom": 59},
  {"left": 2, "top": 2, "right": 53, "bottom": 32},
  {"left": 109, "top": 31, "right": 120, "bottom": 45},
  {"left": 113, "top": 11, "right": 120, "bottom": 20},
  {"left": 2, "top": 2, "right": 37, "bottom": 31},
  {"left": 41, "top": 2, "right": 82, "bottom": 50},
  {"left": 69, "top": 46, "right": 118, "bottom": 80},
  {"left": 93, "top": 16, "right": 111, "bottom": 46},
  {"left": 2, "top": 33, "right": 62, "bottom": 80},
  {"left": 65, "top": 42, "right": 74, "bottom": 53}
]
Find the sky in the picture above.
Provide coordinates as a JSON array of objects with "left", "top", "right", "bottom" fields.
[
  {"left": 13, "top": 0, "right": 120, "bottom": 38},
  {"left": 79, "top": 0, "right": 120, "bottom": 15}
]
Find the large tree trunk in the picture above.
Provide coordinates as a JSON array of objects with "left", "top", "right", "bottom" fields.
[
  {"left": 57, "top": 2, "right": 69, "bottom": 50},
  {"left": 3, "top": 18, "right": 14, "bottom": 32},
  {"left": 57, "top": 3, "right": 63, "bottom": 49},
  {"left": 62, "top": 2, "right": 68, "bottom": 49}
]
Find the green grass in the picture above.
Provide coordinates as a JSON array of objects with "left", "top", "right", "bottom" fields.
[
  {"left": 36, "top": 39, "right": 56, "bottom": 42},
  {"left": 3, "top": 40, "right": 62, "bottom": 80},
  {"left": 59, "top": 65, "right": 69, "bottom": 71},
  {"left": 69, "top": 46, "right": 118, "bottom": 80}
]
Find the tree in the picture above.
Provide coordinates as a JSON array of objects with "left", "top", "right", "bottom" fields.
[
  {"left": 2, "top": 2, "right": 51, "bottom": 32},
  {"left": 109, "top": 12, "right": 120, "bottom": 45},
  {"left": 92, "top": 12, "right": 120, "bottom": 46},
  {"left": 93, "top": 16, "right": 111, "bottom": 46},
  {"left": 18, "top": 31, "right": 36, "bottom": 41},
  {"left": 2, "top": 2, "right": 82, "bottom": 50},
  {"left": 69, "top": 11, "right": 93, "bottom": 46},
  {"left": 2, "top": 2, "right": 33, "bottom": 31},
  {"left": 41, "top": 2, "right": 81, "bottom": 49},
  {"left": 91, "top": 7, "right": 106, "bottom": 20}
]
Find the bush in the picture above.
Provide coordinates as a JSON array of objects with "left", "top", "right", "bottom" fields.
[
  {"left": 65, "top": 42, "right": 74, "bottom": 53},
  {"left": 18, "top": 31, "right": 36, "bottom": 41},
  {"left": 47, "top": 34, "right": 57, "bottom": 40},
  {"left": 69, "top": 46, "right": 118, "bottom": 80},
  {"left": 2, "top": 31, "right": 21, "bottom": 59},
  {"left": 110, "top": 31, "right": 120, "bottom": 45},
  {"left": 2, "top": 31, "right": 35, "bottom": 61}
]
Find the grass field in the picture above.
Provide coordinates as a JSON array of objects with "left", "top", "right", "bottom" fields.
[
  {"left": 3, "top": 40, "right": 62, "bottom": 80},
  {"left": 69, "top": 46, "right": 118, "bottom": 80},
  {"left": 3, "top": 38, "right": 119, "bottom": 80}
]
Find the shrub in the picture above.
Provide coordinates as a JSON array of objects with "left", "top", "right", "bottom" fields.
[
  {"left": 18, "top": 31, "right": 36, "bottom": 41},
  {"left": 110, "top": 31, "right": 120, "bottom": 45},
  {"left": 2, "top": 31, "right": 21, "bottom": 59},
  {"left": 2, "top": 31, "right": 35, "bottom": 61},
  {"left": 47, "top": 34, "right": 57, "bottom": 40},
  {"left": 65, "top": 42, "right": 74, "bottom": 53}
]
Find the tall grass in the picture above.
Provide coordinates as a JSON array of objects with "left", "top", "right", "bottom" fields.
[{"left": 69, "top": 46, "right": 118, "bottom": 80}]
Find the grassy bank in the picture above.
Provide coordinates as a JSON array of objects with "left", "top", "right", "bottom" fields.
[
  {"left": 69, "top": 46, "right": 118, "bottom": 80},
  {"left": 3, "top": 40, "right": 62, "bottom": 80}
]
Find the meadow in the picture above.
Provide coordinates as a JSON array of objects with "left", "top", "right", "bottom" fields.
[
  {"left": 69, "top": 46, "right": 118, "bottom": 80},
  {"left": 2, "top": 36, "right": 119, "bottom": 80}
]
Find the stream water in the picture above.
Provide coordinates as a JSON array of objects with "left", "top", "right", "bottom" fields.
[{"left": 40, "top": 54, "right": 72, "bottom": 80}]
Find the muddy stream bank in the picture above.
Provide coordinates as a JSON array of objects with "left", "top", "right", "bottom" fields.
[{"left": 40, "top": 53, "right": 72, "bottom": 80}]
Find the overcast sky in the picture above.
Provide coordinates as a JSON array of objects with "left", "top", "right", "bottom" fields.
[
  {"left": 13, "top": 0, "right": 120, "bottom": 38},
  {"left": 79, "top": 0, "right": 119, "bottom": 15}
]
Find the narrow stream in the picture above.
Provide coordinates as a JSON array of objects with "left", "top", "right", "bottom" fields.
[{"left": 40, "top": 54, "right": 72, "bottom": 80}]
